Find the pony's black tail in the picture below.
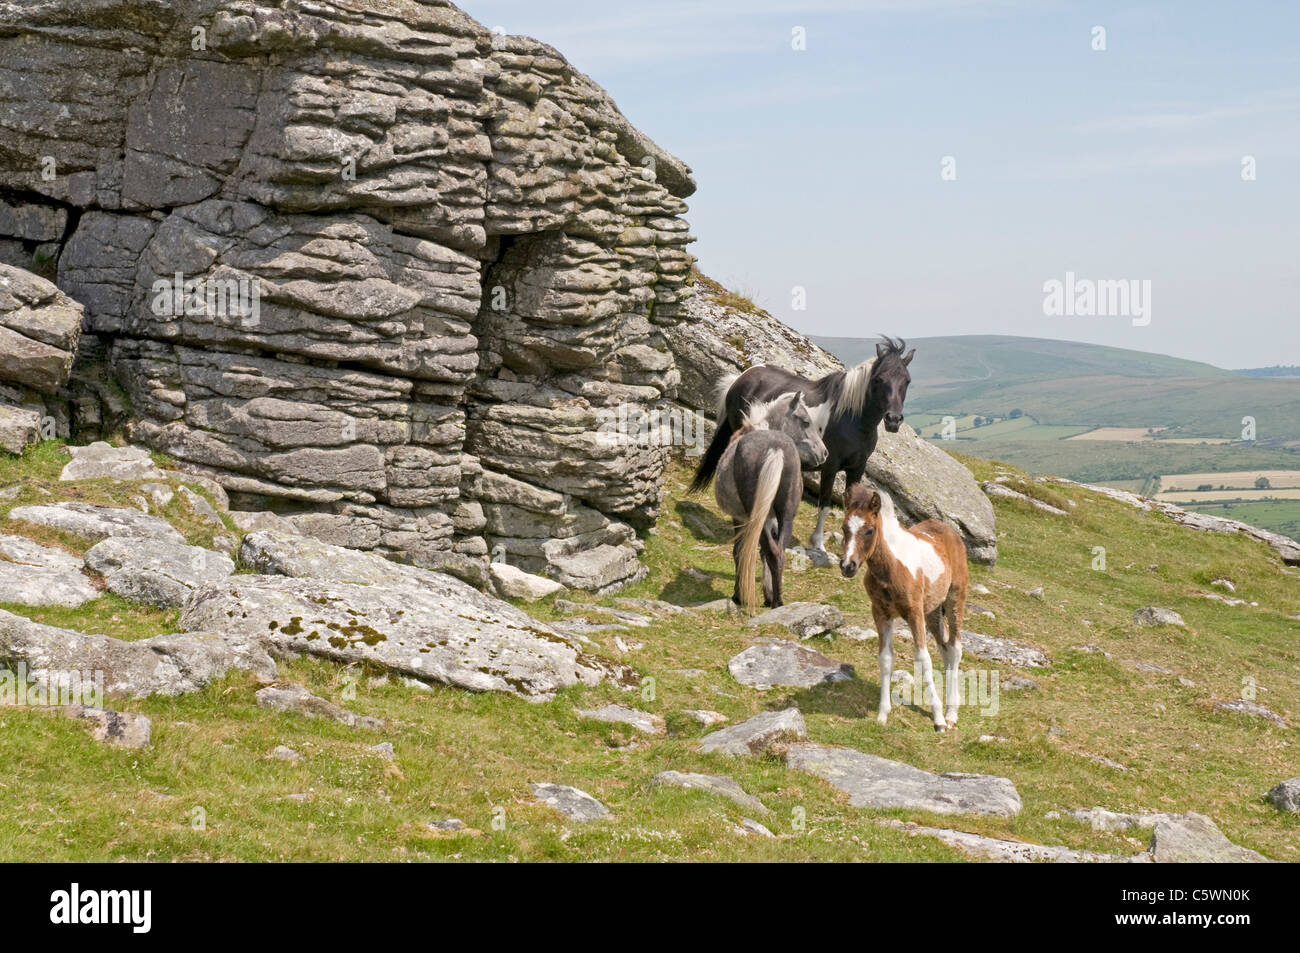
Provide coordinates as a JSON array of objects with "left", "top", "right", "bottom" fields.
[{"left": 688, "top": 416, "right": 733, "bottom": 494}]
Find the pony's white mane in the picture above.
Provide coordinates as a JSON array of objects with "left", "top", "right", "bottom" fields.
[
  {"left": 833, "top": 359, "right": 874, "bottom": 419},
  {"left": 875, "top": 489, "right": 944, "bottom": 582},
  {"left": 741, "top": 392, "right": 795, "bottom": 430}
]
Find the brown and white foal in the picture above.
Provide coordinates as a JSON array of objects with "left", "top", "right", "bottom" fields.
[{"left": 839, "top": 484, "right": 968, "bottom": 731}]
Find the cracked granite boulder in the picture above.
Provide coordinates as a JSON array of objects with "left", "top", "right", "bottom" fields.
[
  {"left": 0, "top": 265, "right": 84, "bottom": 453},
  {"left": 1, "top": 0, "right": 695, "bottom": 591}
]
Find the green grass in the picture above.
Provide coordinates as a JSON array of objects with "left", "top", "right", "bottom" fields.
[{"left": 1, "top": 443, "right": 1298, "bottom": 861}]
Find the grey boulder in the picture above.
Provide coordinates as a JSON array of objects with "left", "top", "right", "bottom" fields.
[
  {"left": 1267, "top": 778, "right": 1300, "bottom": 812},
  {"left": 84, "top": 536, "right": 235, "bottom": 607},
  {"left": 60, "top": 442, "right": 164, "bottom": 482},
  {"left": 1148, "top": 813, "right": 1271, "bottom": 863},
  {"left": 786, "top": 743, "right": 1022, "bottom": 817},
  {"left": 698, "top": 708, "right": 807, "bottom": 756},
  {"left": 64, "top": 706, "right": 152, "bottom": 749},
  {"left": 531, "top": 783, "right": 610, "bottom": 822},
  {"left": 747, "top": 602, "right": 844, "bottom": 639},
  {"left": 1133, "top": 607, "right": 1185, "bottom": 627},
  {"left": 0, "top": 534, "right": 98, "bottom": 607},
  {"left": 576, "top": 704, "right": 664, "bottom": 735},
  {"left": 8, "top": 502, "right": 185, "bottom": 544},
  {"left": 728, "top": 639, "right": 853, "bottom": 689},
  {"left": 180, "top": 573, "right": 629, "bottom": 701},
  {"left": 0, "top": 608, "right": 276, "bottom": 698}
]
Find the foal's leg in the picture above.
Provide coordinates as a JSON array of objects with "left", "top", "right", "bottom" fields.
[
  {"left": 912, "top": 606, "right": 947, "bottom": 731},
  {"left": 872, "top": 608, "right": 894, "bottom": 725},
  {"left": 943, "top": 593, "right": 965, "bottom": 727}
]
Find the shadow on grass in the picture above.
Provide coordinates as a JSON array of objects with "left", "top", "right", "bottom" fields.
[
  {"left": 674, "top": 500, "right": 732, "bottom": 542},
  {"left": 657, "top": 567, "right": 729, "bottom": 607}
]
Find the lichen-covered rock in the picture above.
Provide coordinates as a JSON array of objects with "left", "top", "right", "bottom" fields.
[
  {"left": 180, "top": 572, "right": 632, "bottom": 700},
  {"left": 698, "top": 708, "right": 807, "bottom": 757}
]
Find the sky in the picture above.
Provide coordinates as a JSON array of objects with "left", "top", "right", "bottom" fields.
[{"left": 458, "top": 1, "right": 1300, "bottom": 368}]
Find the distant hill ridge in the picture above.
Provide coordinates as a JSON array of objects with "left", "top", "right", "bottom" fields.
[{"left": 813, "top": 334, "right": 1300, "bottom": 443}]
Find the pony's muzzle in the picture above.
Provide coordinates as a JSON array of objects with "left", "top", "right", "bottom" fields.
[
  {"left": 839, "top": 558, "right": 859, "bottom": 578},
  {"left": 883, "top": 413, "right": 903, "bottom": 432}
]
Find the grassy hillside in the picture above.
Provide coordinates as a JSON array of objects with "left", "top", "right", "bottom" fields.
[
  {"left": 815, "top": 334, "right": 1300, "bottom": 444},
  {"left": 1, "top": 444, "right": 1297, "bottom": 861}
]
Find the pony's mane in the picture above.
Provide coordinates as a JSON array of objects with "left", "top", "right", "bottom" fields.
[
  {"left": 832, "top": 362, "right": 873, "bottom": 419},
  {"left": 830, "top": 335, "right": 907, "bottom": 419},
  {"left": 741, "top": 391, "right": 794, "bottom": 431}
]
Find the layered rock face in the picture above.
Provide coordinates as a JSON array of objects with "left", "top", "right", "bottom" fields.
[{"left": 0, "top": 0, "right": 694, "bottom": 589}]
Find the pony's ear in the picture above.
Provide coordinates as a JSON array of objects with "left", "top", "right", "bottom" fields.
[
  {"left": 902, "top": 348, "right": 915, "bottom": 366},
  {"left": 790, "top": 390, "right": 805, "bottom": 412},
  {"left": 875, "top": 342, "right": 887, "bottom": 359},
  {"left": 866, "top": 491, "right": 882, "bottom": 513}
]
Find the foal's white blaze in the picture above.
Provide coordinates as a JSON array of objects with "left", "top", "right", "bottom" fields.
[
  {"left": 843, "top": 514, "right": 864, "bottom": 562},
  {"left": 878, "top": 492, "right": 943, "bottom": 582}
]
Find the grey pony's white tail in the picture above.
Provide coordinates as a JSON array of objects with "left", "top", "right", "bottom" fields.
[{"left": 736, "top": 449, "right": 783, "bottom": 610}]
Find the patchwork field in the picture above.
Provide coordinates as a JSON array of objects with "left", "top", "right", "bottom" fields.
[{"left": 1, "top": 442, "right": 1297, "bottom": 862}]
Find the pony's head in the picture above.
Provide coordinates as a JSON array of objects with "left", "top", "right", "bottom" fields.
[
  {"left": 745, "top": 391, "right": 828, "bottom": 471},
  {"left": 870, "top": 336, "right": 914, "bottom": 433},
  {"left": 839, "top": 482, "right": 884, "bottom": 578}
]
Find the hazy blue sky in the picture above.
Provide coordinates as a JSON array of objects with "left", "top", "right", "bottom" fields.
[{"left": 460, "top": 1, "right": 1299, "bottom": 368}]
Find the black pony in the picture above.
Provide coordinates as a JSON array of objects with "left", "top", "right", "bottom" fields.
[{"left": 689, "top": 336, "right": 915, "bottom": 552}]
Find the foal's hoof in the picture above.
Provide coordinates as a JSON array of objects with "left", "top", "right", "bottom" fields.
[{"left": 933, "top": 722, "right": 948, "bottom": 733}]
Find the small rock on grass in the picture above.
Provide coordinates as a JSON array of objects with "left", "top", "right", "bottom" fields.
[
  {"left": 59, "top": 442, "right": 164, "bottom": 482},
  {"left": 728, "top": 639, "right": 853, "bottom": 690},
  {"left": 8, "top": 501, "right": 184, "bottom": 543},
  {"left": 1134, "top": 607, "right": 1185, "bottom": 627},
  {"left": 732, "top": 817, "right": 774, "bottom": 837},
  {"left": 368, "top": 742, "right": 396, "bottom": 761},
  {"left": 747, "top": 602, "right": 844, "bottom": 638},
  {"left": 999, "top": 675, "right": 1040, "bottom": 692},
  {"left": 681, "top": 709, "right": 728, "bottom": 727},
  {"left": 64, "top": 706, "right": 151, "bottom": 748},
  {"left": 531, "top": 783, "right": 609, "bottom": 822},
  {"left": 1214, "top": 698, "right": 1288, "bottom": 728},
  {"left": 576, "top": 704, "right": 664, "bottom": 735},
  {"left": 698, "top": 708, "right": 806, "bottom": 757},
  {"left": 255, "top": 685, "right": 382, "bottom": 731},
  {"left": 1267, "top": 778, "right": 1300, "bottom": 812},
  {"left": 652, "top": 770, "right": 769, "bottom": 814}
]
